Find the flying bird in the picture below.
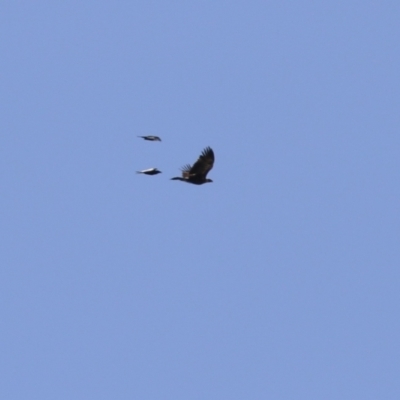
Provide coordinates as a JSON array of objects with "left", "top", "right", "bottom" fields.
[
  {"left": 138, "top": 135, "right": 161, "bottom": 142},
  {"left": 136, "top": 168, "right": 162, "bottom": 175},
  {"left": 171, "top": 146, "right": 214, "bottom": 185}
]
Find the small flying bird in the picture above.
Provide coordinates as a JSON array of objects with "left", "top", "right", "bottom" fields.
[
  {"left": 138, "top": 135, "right": 162, "bottom": 142},
  {"left": 171, "top": 146, "right": 215, "bottom": 185},
  {"left": 136, "top": 168, "right": 162, "bottom": 175}
]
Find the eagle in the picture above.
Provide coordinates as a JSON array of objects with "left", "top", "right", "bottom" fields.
[
  {"left": 171, "top": 146, "right": 214, "bottom": 185},
  {"left": 136, "top": 168, "right": 162, "bottom": 175},
  {"left": 138, "top": 135, "right": 161, "bottom": 142}
]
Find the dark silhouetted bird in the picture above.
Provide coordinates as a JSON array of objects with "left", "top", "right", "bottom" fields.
[
  {"left": 136, "top": 168, "right": 162, "bottom": 175},
  {"left": 138, "top": 135, "right": 161, "bottom": 142},
  {"left": 171, "top": 147, "right": 214, "bottom": 185}
]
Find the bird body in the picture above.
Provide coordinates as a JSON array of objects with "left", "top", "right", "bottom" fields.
[
  {"left": 137, "top": 168, "right": 162, "bottom": 175},
  {"left": 138, "top": 135, "right": 161, "bottom": 141},
  {"left": 171, "top": 146, "right": 214, "bottom": 185}
]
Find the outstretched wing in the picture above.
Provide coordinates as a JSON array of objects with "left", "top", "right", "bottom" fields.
[
  {"left": 188, "top": 147, "right": 215, "bottom": 178},
  {"left": 138, "top": 135, "right": 161, "bottom": 141},
  {"left": 180, "top": 164, "right": 193, "bottom": 179}
]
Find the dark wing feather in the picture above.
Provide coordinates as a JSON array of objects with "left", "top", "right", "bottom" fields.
[
  {"left": 181, "top": 164, "right": 192, "bottom": 172},
  {"left": 181, "top": 164, "right": 192, "bottom": 178},
  {"left": 188, "top": 147, "right": 215, "bottom": 178}
]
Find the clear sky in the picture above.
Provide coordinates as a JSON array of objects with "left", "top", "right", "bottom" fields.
[{"left": 1, "top": 1, "right": 399, "bottom": 399}]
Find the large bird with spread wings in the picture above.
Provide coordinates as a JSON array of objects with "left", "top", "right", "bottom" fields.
[
  {"left": 171, "top": 146, "right": 215, "bottom": 185},
  {"left": 136, "top": 168, "right": 162, "bottom": 175},
  {"left": 138, "top": 135, "right": 162, "bottom": 142}
]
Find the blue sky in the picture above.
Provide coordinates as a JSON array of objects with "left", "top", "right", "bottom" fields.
[{"left": 1, "top": 1, "right": 399, "bottom": 399}]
